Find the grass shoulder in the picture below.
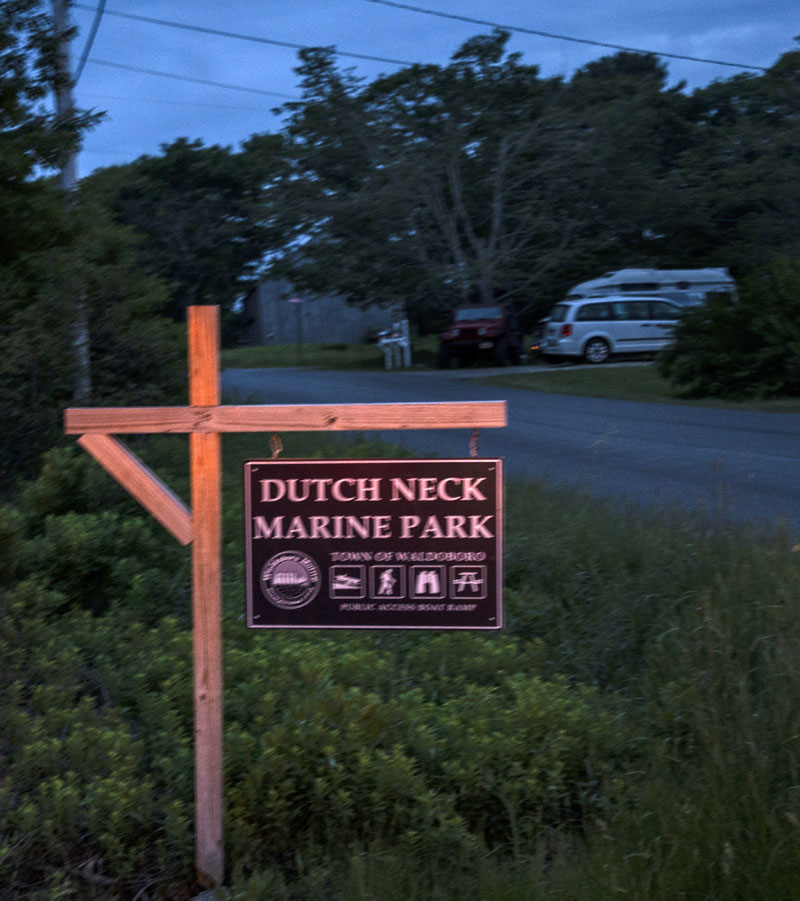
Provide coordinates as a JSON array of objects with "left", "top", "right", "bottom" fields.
[
  {"left": 482, "top": 362, "right": 800, "bottom": 413},
  {"left": 221, "top": 336, "right": 440, "bottom": 370}
]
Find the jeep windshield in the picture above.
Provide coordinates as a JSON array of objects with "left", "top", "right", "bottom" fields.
[{"left": 454, "top": 306, "right": 503, "bottom": 322}]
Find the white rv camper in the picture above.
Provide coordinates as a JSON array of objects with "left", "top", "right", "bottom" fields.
[{"left": 566, "top": 268, "right": 736, "bottom": 306}]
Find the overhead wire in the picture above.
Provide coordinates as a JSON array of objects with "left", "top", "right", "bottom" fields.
[
  {"left": 80, "top": 91, "right": 284, "bottom": 113},
  {"left": 72, "top": 4, "right": 417, "bottom": 67},
  {"left": 361, "top": 0, "right": 769, "bottom": 72},
  {"left": 70, "top": 1, "right": 773, "bottom": 165},
  {"left": 70, "top": 1, "right": 771, "bottom": 106},
  {"left": 88, "top": 59, "right": 298, "bottom": 99},
  {"left": 74, "top": 0, "right": 105, "bottom": 84}
]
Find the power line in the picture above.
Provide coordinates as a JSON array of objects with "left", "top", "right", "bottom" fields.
[
  {"left": 72, "top": 3, "right": 416, "bottom": 67},
  {"left": 69, "top": 0, "right": 771, "bottom": 111},
  {"left": 362, "top": 0, "right": 769, "bottom": 72},
  {"left": 80, "top": 91, "right": 288, "bottom": 113},
  {"left": 74, "top": 0, "right": 105, "bottom": 84},
  {"left": 88, "top": 59, "right": 298, "bottom": 99}
]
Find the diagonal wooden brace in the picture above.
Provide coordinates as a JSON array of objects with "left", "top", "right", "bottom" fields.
[{"left": 77, "top": 433, "right": 193, "bottom": 545}]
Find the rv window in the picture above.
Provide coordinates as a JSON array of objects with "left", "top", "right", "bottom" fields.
[{"left": 621, "top": 282, "right": 659, "bottom": 292}]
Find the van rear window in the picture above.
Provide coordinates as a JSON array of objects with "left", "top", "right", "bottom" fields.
[
  {"left": 549, "top": 304, "right": 568, "bottom": 322},
  {"left": 576, "top": 302, "right": 612, "bottom": 321},
  {"left": 612, "top": 301, "right": 650, "bottom": 320},
  {"left": 650, "top": 301, "right": 681, "bottom": 320}
]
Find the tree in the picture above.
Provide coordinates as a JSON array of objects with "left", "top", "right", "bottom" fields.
[
  {"left": 81, "top": 136, "right": 288, "bottom": 338},
  {"left": 638, "top": 42, "right": 800, "bottom": 275},
  {"left": 366, "top": 32, "right": 578, "bottom": 317},
  {"left": 270, "top": 35, "right": 746, "bottom": 330},
  {"left": 0, "top": 0, "right": 94, "bottom": 261},
  {"left": 271, "top": 32, "right": 596, "bottom": 329},
  {"left": 0, "top": 0, "right": 90, "bottom": 490},
  {"left": 0, "top": 208, "right": 184, "bottom": 491},
  {"left": 0, "top": 3, "right": 183, "bottom": 493},
  {"left": 552, "top": 52, "right": 694, "bottom": 282}
]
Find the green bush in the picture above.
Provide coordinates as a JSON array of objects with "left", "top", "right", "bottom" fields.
[
  {"left": 0, "top": 446, "right": 635, "bottom": 896},
  {"left": 223, "top": 633, "right": 623, "bottom": 875},
  {"left": 2, "top": 436, "right": 800, "bottom": 897},
  {"left": 0, "top": 447, "right": 190, "bottom": 619},
  {"left": 659, "top": 258, "right": 800, "bottom": 398},
  {"left": 0, "top": 581, "right": 194, "bottom": 896}
]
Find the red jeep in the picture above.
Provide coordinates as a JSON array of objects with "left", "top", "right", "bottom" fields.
[{"left": 437, "top": 304, "right": 523, "bottom": 368}]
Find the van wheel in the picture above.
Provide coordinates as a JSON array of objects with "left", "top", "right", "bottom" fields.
[{"left": 583, "top": 338, "right": 610, "bottom": 364}]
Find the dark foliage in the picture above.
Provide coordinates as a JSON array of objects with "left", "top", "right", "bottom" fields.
[
  {"left": 659, "top": 259, "right": 800, "bottom": 398},
  {"left": 267, "top": 35, "right": 799, "bottom": 326},
  {"left": 80, "top": 135, "right": 288, "bottom": 340}
]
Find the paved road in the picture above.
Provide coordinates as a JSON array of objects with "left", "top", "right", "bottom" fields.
[{"left": 222, "top": 367, "right": 800, "bottom": 533}]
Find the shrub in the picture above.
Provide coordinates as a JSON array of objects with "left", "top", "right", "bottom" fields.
[
  {"left": 1, "top": 446, "right": 190, "bottom": 619},
  {"left": 4, "top": 434, "right": 799, "bottom": 897},
  {"left": 0, "top": 582, "right": 194, "bottom": 897},
  {"left": 659, "top": 258, "right": 800, "bottom": 398}
]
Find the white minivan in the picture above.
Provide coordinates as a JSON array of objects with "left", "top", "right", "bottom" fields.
[{"left": 541, "top": 295, "right": 686, "bottom": 364}]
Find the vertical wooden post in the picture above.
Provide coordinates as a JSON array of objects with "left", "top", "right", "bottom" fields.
[
  {"left": 64, "top": 302, "right": 506, "bottom": 891},
  {"left": 188, "top": 306, "right": 224, "bottom": 886}
]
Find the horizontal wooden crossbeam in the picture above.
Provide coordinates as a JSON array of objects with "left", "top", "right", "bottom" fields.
[{"left": 65, "top": 401, "right": 507, "bottom": 434}]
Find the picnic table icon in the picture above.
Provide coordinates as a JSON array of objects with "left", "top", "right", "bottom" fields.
[{"left": 452, "top": 570, "right": 483, "bottom": 592}]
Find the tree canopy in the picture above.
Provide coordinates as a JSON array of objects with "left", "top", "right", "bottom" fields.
[
  {"left": 0, "top": 0, "right": 94, "bottom": 262},
  {"left": 270, "top": 32, "right": 586, "bottom": 325},
  {"left": 0, "top": 2, "right": 182, "bottom": 493},
  {"left": 80, "top": 135, "right": 288, "bottom": 334},
  {"left": 3, "top": 17, "right": 799, "bottom": 491},
  {"left": 68, "top": 31, "right": 799, "bottom": 335},
  {"left": 263, "top": 32, "right": 799, "bottom": 330}
]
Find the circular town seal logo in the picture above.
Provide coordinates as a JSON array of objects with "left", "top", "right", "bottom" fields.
[{"left": 260, "top": 551, "right": 321, "bottom": 610}]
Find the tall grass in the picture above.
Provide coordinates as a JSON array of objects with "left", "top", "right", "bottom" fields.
[
  {"left": 4, "top": 433, "right": 798, "bottom": 898},
  {"left": 202, "top": 437, "right": 800, "bottom": 897},
  {"left": 217, "top": 454, "right": 800, "bottom": 898},
  {"left": 502, "top": 484, "right": 800, "bottom": 899}
]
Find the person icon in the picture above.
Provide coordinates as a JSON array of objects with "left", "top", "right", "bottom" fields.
[{"left": 378, "top": 568, "right": 397, "bottom": 595}]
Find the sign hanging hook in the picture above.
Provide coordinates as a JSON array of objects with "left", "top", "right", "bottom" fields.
[
  {"left": 270, "top": 434, "right": 283, "bottom": 459},
  {"left": 469, "top": 429, "right": 480, "bottom": 457}
]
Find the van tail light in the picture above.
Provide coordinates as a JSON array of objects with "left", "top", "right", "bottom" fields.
[{"left": 561, "top": 323, "right": 573, "bottom": 337}]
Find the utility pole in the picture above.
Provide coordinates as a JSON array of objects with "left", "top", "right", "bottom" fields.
[{"left": 51, "top": 0, "right": 91, "bottom": 403}]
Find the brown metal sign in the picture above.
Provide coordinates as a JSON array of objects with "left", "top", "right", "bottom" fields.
[{"left": 245, "top": 458, "right": 503, "bottom": 629}]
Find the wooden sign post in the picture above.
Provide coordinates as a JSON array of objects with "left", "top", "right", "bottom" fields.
[{"left": 64, "top": 305, "right": 506, "bottom": 888}]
